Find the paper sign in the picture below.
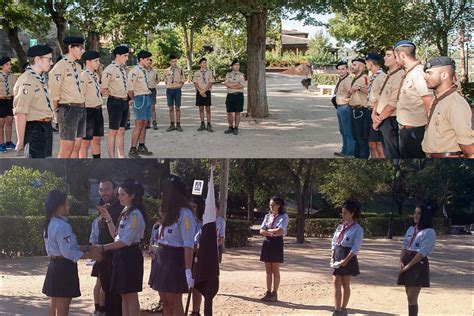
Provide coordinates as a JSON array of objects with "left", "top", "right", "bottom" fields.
[{"left": 192, "top": 180, "right": 204, "bottom": 195}]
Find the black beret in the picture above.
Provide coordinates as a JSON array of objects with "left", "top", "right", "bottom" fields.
[
  {"left": 0, "top": 57, "right": 11, "bottom": 66},
  {"left": 113, "top": 46, "right": 129, "bottom": 55},
  {"left": 231, "top": 59, "right": 240, "bottom": 66},
  {"left": 63, "top": 36, "right": 84, "bottom": 45},
  {"left": 137, "top": 50, "right": 152, "bottom": 60},
  {"left": 366, "top": 52, "right": 381, "bottom": 61},
  {"left": 27, "top": 45, "right": 53, "bottom": 57},
  {"left": 82, "top": 50, "right": 100, "bottom": 61},
  {"left": 351, "top": 58, "right": 366, "bottom": 65},
  {"left": 424, "top": 56, "right": 456, "bottom": 72},
  {"left": 394, "top": 40, "right": 416, "bottom": 50},
  {"left": 335, "top": 61, "right": 348, "bottom": 68}
]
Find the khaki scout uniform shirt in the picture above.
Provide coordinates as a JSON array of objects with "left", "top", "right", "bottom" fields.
[
  {"left": 335, "top": 75, "right": 351, "bottom": 105},
  {"left": 48, "top": 56, "right": 85, "bottom": 104},
  {"left": 81, "top": 70, "right": 103, "bottom": 108},
  {"left": 349, "top": 74, "right": 369, "bottom": 107},
  {"left": 377, "top": 68, "right": 405, "bottom": 116},
  {"left": 101, "top": 62, "right": 128, "bottom": 98},
  {"left": 128, "top": 66, "right": 150, "bottom": 96},
  {"left": 13, "top": 70, "right": 53, "bottom": 121},
  {"left": 147, "top": 68, "right": 160, "bottom": 89},
  {"left": 164, "top": 66, "right": 184, "bottom": 89},
  {"left": 396, "top": 63, "right": 433, "bottom": 127},
  {"left": 368, "top": 70, "right": 387, "bottom": 107},
  {"left": 0, "top": 71, "right": 17, "bottom": 98},
  {"left": 193, "top": 69, "right": 213, "bottom": 91},
  {"left": 225, "top": 71, "right": 246, "bottom": 94},
  {"left": 422, "top": 88, "right": 473, "bottom": 154}
]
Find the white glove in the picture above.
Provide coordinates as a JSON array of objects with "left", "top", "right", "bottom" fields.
[{"left": 185, "top": 269, "right": 194, "bottom": 289}]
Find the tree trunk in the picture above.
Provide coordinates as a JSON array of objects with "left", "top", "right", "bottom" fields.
[
  {"left": 275, "top": 17, "right": 283, "bottom": 58},
  {"left": 247, "top": 186, "right": 255, "bottom": 221},
  {"left": 46, "top": 0, "right": 68, "bottom": 54},
  {"left": 87, "top": 31, "right": 100, "bottom": 51},
  {"left": 219, "top": 159, "right": 230, "bottom": 219},
  {"left": 1, "top": 22, "right": 27, "bottom": 67},
  {"left": 245, "top": 11, "right": 269, "bottom": 119},
  {"left": 459, "top": 23, "right": 468, "bottom": 84},
  {"left": 295, "top": 182, "right": 306, "bottom": 244},
  {"left": 182, "top": 24, "right": 194, "bottom": 72}
]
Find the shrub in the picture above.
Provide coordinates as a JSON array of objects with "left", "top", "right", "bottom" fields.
[
  {"left": 0, "top": 166, "right": 64, "bottom": 216},
  {"left": 312, "top": 73, "right": 339, "bottom": 86},
  {"left": 0, "top": 216, "right": 251, "bottom": 258}
]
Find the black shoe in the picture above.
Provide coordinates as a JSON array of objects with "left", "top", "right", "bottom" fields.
[
  {"left": 52, "top": 123, "right": 59, "bottom": 133},
  {"left": 167, "top": 124, "right": 176, "bottom": 132},
  {"left": 233, "top": 127, "right": 239, "bottom": 135},
  {"left": 152, "top": 121, "right": 158, "bottom": 130},
  {"left": 269, "top": 291, "right": 278, "bottom": 302},
  {"left": 138, "top": 145, "right": 153, "bottom": 156},
  {"left": 197, "top": 123, "right": 206, "bottom": 132},
  {"left": 341, "top": 308, "right": 348, "bottom": 316},
  {"left": 176, "top": 124, "right": 183, "bottom": 132},
  {"left": 128, "top": 147, "right": 141, "bottom": 159},
  {"left": 207, "top": 123, "right": 214, "bottom": 132},
  {"left": 334, "top": 152, "right": 345, "bottom": 157},
  {"left": 224, "top": 127, "right": 234, "bottom": 134},
  {"left": 260, "top": 291, "right": 272, "bottom": 302},
  {"left": 125, "top": 120, "right": 131, "bottom": 130}
]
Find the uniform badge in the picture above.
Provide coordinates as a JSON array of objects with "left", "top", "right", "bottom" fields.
[
  {"left": 64, "top": 235, "right": 72, "bottom": 243},
  {"left": 184, "top": 216, "right": 190, "bottom": 231},
  {"left": 346, "top": 237, "right": 349, "bottom": 241},
  {"left": 55, "top": 74, "right": 61, "bottom": 81},
  {"left": 415, "top": 243, "right": 419, "bottom": 247},
  {"left": 106, "top": 73, "right": 112, "bottom": 78},
  {"left": 132, "top": 214, "right": 137, "bottom": 229},
  {"left": 120, "top": 224, "right": 125, "bottom": 228},
  {"left": 22, "top": 88, "right": 28, "bottom": 95},
  {"left": 167, "top": 228, "right": 173, "bottom": 234}
]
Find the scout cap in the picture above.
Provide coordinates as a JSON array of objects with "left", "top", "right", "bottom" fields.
[
  {"left": 366, "top": 52, "right": 382, "bottom": 62},
  {"left": 231, "top": 59, "right": 240, "bottom": 66},
  {"left": 82, "top": 50, "right": 100, "bottom": 61},
  {"left": 137, "top": 50, "right": 152, "bottom": 60},
  {"left": 0, "top": 57, "right": 11, "bottom": 66},
  {"left": 394, "top": 40, "right": 416, "bottom": 50},
  {"left": 113, "top": 45, "right": 129, "bottom": 55},
  {"left": 63, "top": 36, "right": 85, "bottom": 46},
  {"left": 424, "top": 56, "right": 456, "bottom": 72},
  {"left": 27, "top": 45, "right": 53, "bottom": 57},
  {"left": 351, "top": 58, "right": 366, "bottom": 65},
  {"left": 335, "top": 61, "right": 348, "bottom": 68}
]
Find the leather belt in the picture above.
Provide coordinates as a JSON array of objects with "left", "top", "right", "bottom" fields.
[
  {"left": 426, "top": 152, "right": 465, "bottom": 158},
  {"left": 399, "top": 125, "right": 421, "bottom": 129},
  {"left": 228, "top": 92, "right": 243, "bottom": 95},
  {"left": 109, "top": 95, "right": 128, "bottom": 101},
  {"left": 59, "top": 103, "right": 85, "bottom": 108},
  {"left": 0, "top": 96, "right": 13, "bottom": 100},
  {"left": 32, "top": 118, "right": 52, "bottom": 123},
  {"left": 87, "top": 105, "right": 102, "bottom": 109},
  {"left": 50, "top": 256, "right": 64, "bottom": 260}
]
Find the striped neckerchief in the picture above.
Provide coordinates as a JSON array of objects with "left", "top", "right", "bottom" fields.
[
  {"left": 112, "top": 61, "right": 128, "bottom": 91},
  {"left": 26, "top": 66, "right": 52, "bottom": 111},
  {"left": 63, "top": 55, "right": 82, "bottom": 93}
]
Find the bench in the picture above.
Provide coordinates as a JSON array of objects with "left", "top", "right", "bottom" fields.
[{"left": 315, "top": 84, "right": 336, "bottom": 95}]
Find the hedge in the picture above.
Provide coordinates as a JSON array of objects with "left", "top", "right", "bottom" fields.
[
  {"left": 312, "top": 73, "right": 339, "bottom": 86},
  {"left": 288, "top": 217, "right": 451, "bottom": 238},
  {"left": 0, "top": 216, "right": 251, "bottom": 258}
]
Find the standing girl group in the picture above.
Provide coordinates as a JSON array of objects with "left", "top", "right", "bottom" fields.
[
  {"left": 258, "top": 197, "right": 437, "bottom": 316},
  {"left": 42, "top": 175, "right": 226, "bottom": 316}
]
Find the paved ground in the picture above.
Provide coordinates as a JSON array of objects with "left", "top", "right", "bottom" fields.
[
  {"left": 0, "top": 73, "right": 343, "bottom": 159},
  {"left": 1, "top": 235, "right": 472, "bottom": 315}
]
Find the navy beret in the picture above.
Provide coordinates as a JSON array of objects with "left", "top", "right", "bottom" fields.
[
  {"left": 394, "top": 40, "right": 416, "bottom": 50},
  {"left": 27, "top": 45, "right": 53, "bottom": 57},
  {"left": 351, "top": 58, "right": 366, "bottom": 65},
  {"left": 424, "top": 56, "right": 456, "bottom": 72},
  {"left": 366, "top": 52, "right": 381, "bottom": 61},
  {"left": 113, "top": 46, "right": 129, "bottom": 55},
  {"left": 0, "top": 57, "right": 11, "bottom": 66},
  {"left": 82, "top": 50, "right": 100, "bottom": 61},
  {"left": 335, "top": 61, "right": 348, "bottom": 68},
  {"left": 64, "top": 36, "right": 84, "bottom": 45},
  {"left": 137, "top": 50, "right": 152, "bottom": 60}
]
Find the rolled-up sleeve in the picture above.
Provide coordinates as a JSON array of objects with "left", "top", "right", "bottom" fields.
[
  {"left": 276, "top": 214, "right": 289, "bottom": 236},
  {"left": 179, "top": 209, "right": 197, "bottom": 248},
  {"left": 89, "top": 219, "right": 99, "bottom": 245},
  {"left": 116, "top": 211, "right": 143, "bottom": 246},
  {"left": 260, "top": 215, "right": 269, "bottom": 230},
  {"left": 448, "top": 102, "right": 473, "bottom": 145},
  {"left": 350, "top": 226, "right": 364, "bottom": 255},
  {"left": 13, "top": 79, "right": 34, "bottom": 115},
  {"left": 57, "top": 225, "right": 83, "bottom": 262},
  {"left": 218, "top": 218, "right": 226, "bottom": 238},
  {"left": 418, "top": 229, "right": 436, "bottom": 257}
]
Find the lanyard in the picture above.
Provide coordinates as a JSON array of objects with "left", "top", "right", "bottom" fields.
[{"left": 336, "top": 222, "right": 355, "bottom": 245}]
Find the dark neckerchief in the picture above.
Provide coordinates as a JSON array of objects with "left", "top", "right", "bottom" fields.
[
  {"left": 396, "top": 60, "right": 422, "bottom": 101},
  {"left": 427, "top": 85, "right": 459, "bottom": 125},
  {"left": 380, "top": 67, "right": 403, "bottom": 95},
  {"left": 335, "top": 74, "right": 349, "bottom": 94}
]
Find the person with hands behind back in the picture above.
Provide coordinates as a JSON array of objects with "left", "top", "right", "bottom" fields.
[
  {"left": 95, "top": 179, "right": 147, "bottom": 316},
  {"left": 330, "top": 199, "right": 364, "bottom": 316},
  {"left": 42, "top": 189, "right": 102, "bottom": 316}
]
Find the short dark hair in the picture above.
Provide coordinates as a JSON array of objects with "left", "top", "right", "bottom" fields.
[
  {"left": 416, "top": 202, "right": 435, "bottom": 230},
  {"left": 342, "top": 199, "right": 361, "bottom": 220},
  {"left": 169, "top": 55, "right": 177, "bottom": 61},
  {"left": 199, "top": 57, "right": 207, "bottom": 64},
  {"left": 63, "top": 44, "right": 82, "bottom": 54},
  {"left": 395, "top": 45, "right": 416, "bottom": 59},
  {"left": 100, "top": 178, "right": 117, "bottom": 189},
  {"left": 270, "top": 196, "right": 286, "bottom": 214}
]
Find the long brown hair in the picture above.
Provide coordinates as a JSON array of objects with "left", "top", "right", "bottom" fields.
[{"left": 160, "top": 175, "right": 189, "bottom": 227}]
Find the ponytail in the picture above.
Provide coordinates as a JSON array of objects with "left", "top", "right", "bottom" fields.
[
  {"left": 120, "top": 179, "right": 148, "bottom": 224},
  {"left": 44, "top": 190, "right": 67, "bottom": 238}
]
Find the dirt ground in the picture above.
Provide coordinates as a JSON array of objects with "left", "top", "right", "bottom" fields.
[
  {"left": 1, "top": 73, "right": 343, "bottom": 159},
  {"left": 1, "top": 235, "right": 472, "bottom": 315}
]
